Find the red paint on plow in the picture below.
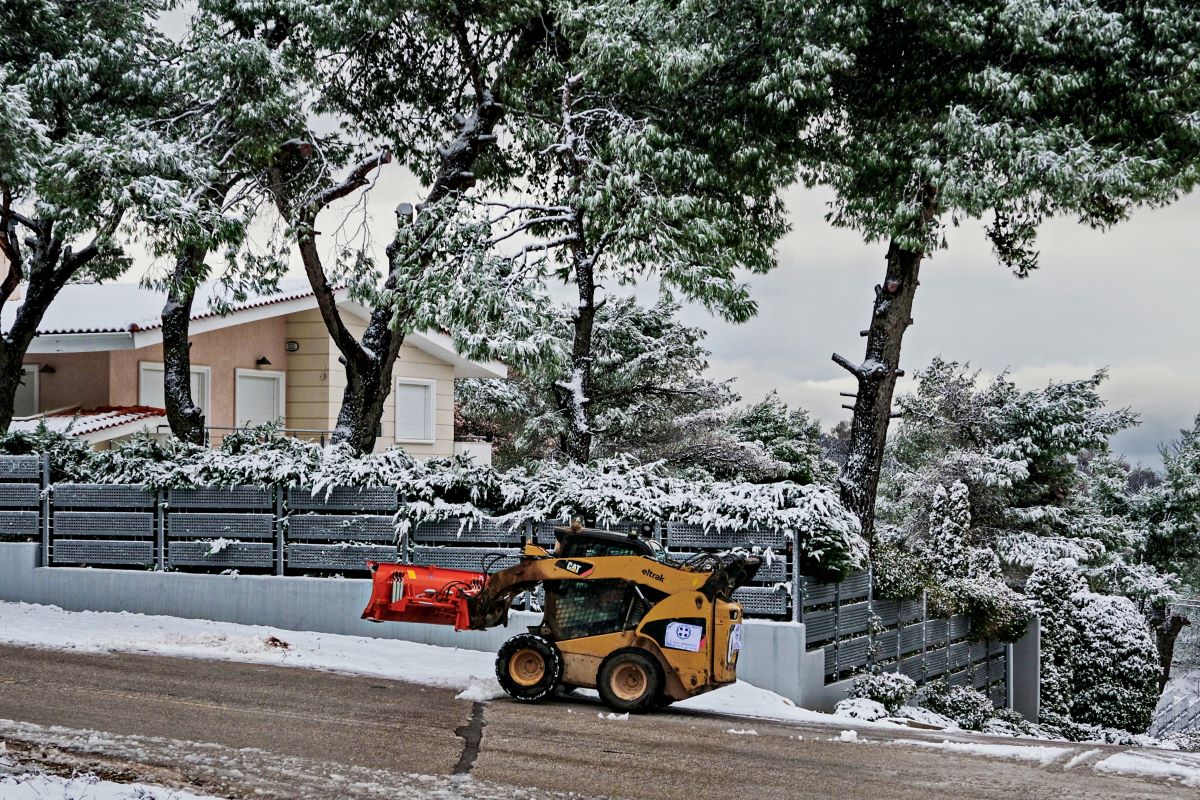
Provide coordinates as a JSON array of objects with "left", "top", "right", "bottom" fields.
[{"left": 361, "top": 562, "right": 487, "bottom": 630}]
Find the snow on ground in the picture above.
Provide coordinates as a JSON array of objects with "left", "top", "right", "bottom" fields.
[
  {"left": 889, "top": 738, "right": 1073, "bottom": 767},
  {"left": 1092, "top": 750, "right": 1200, "bottom": 788},
  {"left": 0, "top": 601, "right": 857, "bottom": 727},
  {"left": 0, "top": 764, "right": 226, "bottom": 800}
]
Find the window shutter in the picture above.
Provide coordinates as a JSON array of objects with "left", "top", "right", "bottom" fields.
[{"left": 395, "top": 381, "right": 433, "bottom": 441}]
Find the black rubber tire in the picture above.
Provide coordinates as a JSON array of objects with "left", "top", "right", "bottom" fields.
[
  {"left": 653, "top": 692, "right": 676, "bottom": 710},
  {"left": 597, "top": 649, "right": 662, "bottom": 714},
  {"left": 495, "top": 633, "right": 563, "bottom": 702}
]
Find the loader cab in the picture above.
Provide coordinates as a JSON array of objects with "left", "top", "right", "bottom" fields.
[{"left": 553, "top": 527, "right": 667, "bottom": 562}]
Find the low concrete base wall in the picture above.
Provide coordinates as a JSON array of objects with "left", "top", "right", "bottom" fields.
[{"left": 0, "top": 543, "right": 825, "bottom": 707}]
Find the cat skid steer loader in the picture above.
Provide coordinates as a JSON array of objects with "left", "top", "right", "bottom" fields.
[{"left": 362, "top": 526, "right": 761, "bottom": 713}]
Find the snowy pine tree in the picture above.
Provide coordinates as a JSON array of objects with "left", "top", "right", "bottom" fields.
[
  {"left": 1025, "top": 559, "right": 1088, "bottom": 721},
  {"left": 925, "top": 482, "right": 971, "bottom": 578},
  {"left": 1070, "top": 592, "right": 1160, "bottom": 732}
]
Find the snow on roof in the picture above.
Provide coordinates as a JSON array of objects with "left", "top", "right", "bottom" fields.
[
  {"left": 0, "top": 279, "right": 315, "bottom": 335},
  {"left": 10, "top": 406, "right": 166, "bottom": 438}
]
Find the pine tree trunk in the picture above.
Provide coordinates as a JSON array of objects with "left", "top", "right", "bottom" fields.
[
  {"left": 557, "top": 254, "right": 595, "bottom": 462},
  {"left": 160, "top": 246, "right": 206, "bottom": 445},
  {"left": 331, "top": 315, "right": 407, "bottom": 454},
  {"left": 1153, "top": 608, "right": 1189, "bottom": 691},
  {"left": 0, "top": 348, "right": 25, "bottom": 433},
  {"left": 835, "top": 240, "right": 924, "bottom": 546}
]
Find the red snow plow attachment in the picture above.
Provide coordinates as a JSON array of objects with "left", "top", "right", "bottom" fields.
[{"left": 361, "top": 562, "right": 486, "bottom": 630}]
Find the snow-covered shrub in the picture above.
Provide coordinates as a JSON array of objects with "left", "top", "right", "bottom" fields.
[
  {"left": 1027, "top": 558, "right": 1161, "bottom": 733},
  {"left": 833, "top": 697, "right": 888, "bottom": 722},
  {"left": 912, "top": 680, "right": 994, "bottom": 731},
  {"left": 1025, "top": 558, "right": 1088, "bottom": 719},
  {"left": 928, "top": 578, "right": 1030, "bottom": 643},
  {"left": 0, "top": 424, "right": 94, "bottom": 482},
  {"left": 982, "top": 707, "right": 1036, "bottom": 737},
  {"left": 1069, "top": 592, "right": 1160, "bottom": 733},
  {"left": 1161, "top": 729, "right": 1200, "bottom": 752},
  {"left": 871, "top": 542, "right": 930, "bottom": 600},
  {"left": 847, "top": 671, "right": 916, "bottom": 713}
]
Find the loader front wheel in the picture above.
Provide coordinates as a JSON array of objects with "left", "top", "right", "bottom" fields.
[
  {"left": 496, "top": 633, "right": 562, "bottom": 702},
  {"left": 598, "top": 650, "right": 661, "bottom": 714}
]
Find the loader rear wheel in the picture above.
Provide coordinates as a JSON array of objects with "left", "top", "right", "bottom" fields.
[
  {"left": 496, "top": 633, "right": 562, "bottom": 701},
  {"left": 598, "top": 650, "right": 661, "bottom": 714}
]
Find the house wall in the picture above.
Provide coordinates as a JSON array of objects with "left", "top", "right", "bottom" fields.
[
  {"left": 108, "top": 317, "right": 289, "bottom": 431},
  {"left": 283, "top": 309, "right": 455, "bottom": 456},
  {"left": 22, "top": 352, "right": 112, "bottom": 412}
]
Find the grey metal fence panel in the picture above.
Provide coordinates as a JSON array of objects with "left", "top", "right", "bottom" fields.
[
  {"left": 53, "top": 511, "right": 154, "bottom": 538},
  {"left": 166, "top": 513, "right": 273, "bottom": 539},
  {"left": 947, "top": 670, "right": 970, "bottom": 688},
  {"left": 54, "top": 484, "right": 154, "bottom": 508},
  {"left": 412, "top": 544, "right": 521, "bottom": 572},
  {"left": 948, "top": 640, "right": 970, "bottom": 668},
  {"left": 287, "top": 486, "right": 398, "bottom": 511},
  {"left": 670, "top": 552, "right": 787, "bottom": 583},
  {"left": 948, "top": 615, "right": 971, "bottom": 640},
  {"left": 286, "top": 543, "right": 400, "bottom": 571},
  {"left": 801, "top": 577, "right": 837, "bottom": 608},
  {"left": 663, "top": 522, "right": 784, "bottom": 549},
  {"left": 925, "top": 647, "right": 948, "bottom": 675},
  {"left": 0, "top": 455, "right": 41, "bottom": 480},
  {"left": 167, "top": 541, "right": 274, "bottom": 568},
  {"left": 288, "top": 514, "right": 396, "bottom": 542},
  {"left": 0, "top": 510, "right": 39, "bottom": 538},
  {"left": 899, "top": 654, "right": 923, "bottom": 680},
  {"left": 532, "top": 519, "right": 569, "bottom": 546},
  {"left": 899, "top": 599, "right": 924, "bottom": 624},
  {"left": 0, "top": 484, "right": 41, "bottom": 508},
  {"left": 838, "top": 601, "right": 871, "bottom": 638},
  {"left": 926, "top": 618, "right": 949, "bottom": 646},
  {"left": 838, "top": 635, "right": 871, "bottom": 671},
  {"left": 731, "top": 586, "right": 788, "bottom": 616},
  {"left": 874, "top": 629, "right": 899, "bottom": 658},
  {"left": 410, "top": 517, "right": 525, "bottom": 545},
  {"left": 804, "top": 609, "right": 836, "bottom": 645},
  {"left": 899, "top": 625, "right": 924, "bottom": 655},
  {"left": 167, "top": 486, "right": 273, "bottom": 509},
  {"left": 53, "top": 539, "right": 153, "bottom": 565},
  {"left": 872, "top": 599, "right": 901, "bottom": 627},
  {"left": 837, "top": 571, "right": 871, "bottom": 602}
]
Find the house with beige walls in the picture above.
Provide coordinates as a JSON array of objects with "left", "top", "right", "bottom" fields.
[{"left": 1, "top": 280, "right": 504, "bottom": 459}]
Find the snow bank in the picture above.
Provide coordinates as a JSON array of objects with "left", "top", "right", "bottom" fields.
[
  {"left": 1092, "top": 751, "right": 1200, "bottom": 788},
  {"left": 889, "top": 738, "right": 1072, "bottom": 766},
  {"left": 0, "top": 770, "right": 225, "bottom": 800}
]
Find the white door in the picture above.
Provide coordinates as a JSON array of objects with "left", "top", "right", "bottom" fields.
[
  {"left": 139, "top": 363, "right": 210, "bottom": 413},
  {"left": 235, "top": 370, "right": 284, "bottom": 427}
]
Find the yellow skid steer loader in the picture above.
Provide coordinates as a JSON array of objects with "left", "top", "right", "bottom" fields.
[{"left": 362, "top": 525, "right": 761, "bottom": 713}]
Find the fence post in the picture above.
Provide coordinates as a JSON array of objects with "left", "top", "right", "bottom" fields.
[
  {"left": 274, "top": 487, "right": 285, "bottom": 576},
  {"left": 866, "top": 563, "right": 875, "bottom": 670},
  {"left": 832, "top": 579, "right": 841, "bottom": 677},
  {"left": 920, "top": 589, "right": 929, "bottom": 685},
  {"left": 39, "top": 452, "right": 50, "bottom": 568},
  {"left": 792, "top": 533, "right": 803, "bottom": 623},
  {"left": 155, "top": 490, "right": 165, "bottom": 571}
]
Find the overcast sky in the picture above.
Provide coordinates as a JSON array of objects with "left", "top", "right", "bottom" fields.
[{"left": 687, "top": 187, "right": 1200, "bottom": 469}]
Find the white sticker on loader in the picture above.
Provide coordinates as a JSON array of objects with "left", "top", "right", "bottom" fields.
[
  {"left": 728, "top": 623, "right": 742, "bottom": 663},
  {"left": 665, "top": 621, "right": 703, "bottom": 652}
]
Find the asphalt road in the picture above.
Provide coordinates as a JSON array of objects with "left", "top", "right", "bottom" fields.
[{"left": 0, "top": 644, "right": 1187, "bottom": 799}]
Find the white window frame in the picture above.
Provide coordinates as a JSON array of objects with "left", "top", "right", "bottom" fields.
[
  {"left": 138, "top": 361, "right": 211, "bottom": 414},
  {"left": 394, "top": 378, "right": 437, "bottom": 444},
  {"left": 234, "top": 368, "right": 286, "bottom": 428},
  {"left": 13, "top": 364, "right": 39, "bottom": 418}
]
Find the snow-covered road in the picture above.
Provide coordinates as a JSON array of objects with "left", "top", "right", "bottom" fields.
[{"left": 1, "top": 601, "right": 1199, "bottom": 798}]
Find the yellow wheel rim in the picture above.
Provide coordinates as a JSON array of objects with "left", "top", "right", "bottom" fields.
[
  {"left": 509, "top": 648, "right": 546, "bottom": 687},
  {"left": 610, "top": 662, "right": 648, "bottom": 702}
]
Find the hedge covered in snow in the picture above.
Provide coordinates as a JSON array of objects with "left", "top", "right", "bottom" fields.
[{"left": 0, "top": 426, "right": 867, "bottom": 579}]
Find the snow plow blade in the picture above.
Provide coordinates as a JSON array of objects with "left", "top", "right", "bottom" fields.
[{"left": 362, "top": 562, "right": 486, "bottom": 630}]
